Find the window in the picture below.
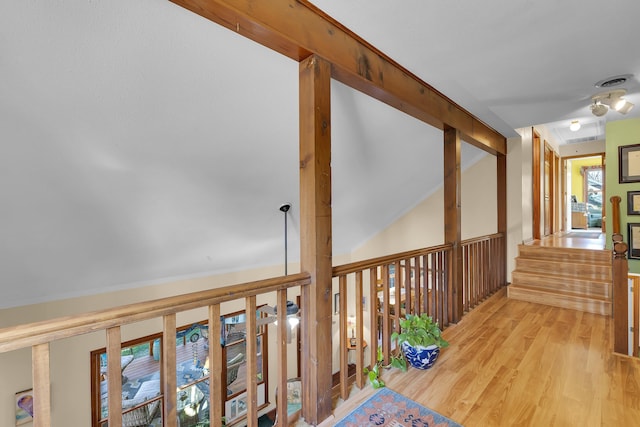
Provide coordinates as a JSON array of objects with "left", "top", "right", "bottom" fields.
[
  {"left": 91, "top": 308, "right": 268, "bottom": 427},
  {"left": 582, "top": 165, "right": 603, "bottom": 227}
]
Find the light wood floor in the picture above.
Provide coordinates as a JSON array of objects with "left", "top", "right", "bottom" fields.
[
  {"left": 324, "top": 287, "right": 640, "bottom": 427},
  {"left": 527, "top": 229, "right": 605, "bottom": 250}
]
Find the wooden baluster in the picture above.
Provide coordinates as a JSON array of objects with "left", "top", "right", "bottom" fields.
[
  {"left": 245, "top": 295, "right": 258, "bottom": 426},
  {"left": 437, "top": 252, "right": 445, "bottom": 327},
  {"left": 382, "top": 265, "right": 391, "bottom": 365},
  {"left": 208, "top": 304, "right": 223, "bottom": 427},
  {"left": 429, "top": 253, "right": 436, "bottom": 318},
  {"left": 422, "top": 255, "right": 429, "bottom": 316},
  {"left": 413, "top": 256, "right": 421, "bottom": 315},
  {"left": 106, "top": 327, "right": 123, "bottom": 427},
  {"left": 276, "top": 289, "right": 288, "bottom": 427},
  {"left": 393, "top": 260, "right": 401, "bottom": 329},
  {"left": 339, "top": 274, "right": 348, "bottom": 400},
  {"left": 462, "top": 245, "right": 468, "bottom": 312},
  {"left": 163, "top": 315, "right": 177, "bottom": 427},
  {"left": 369, "top": 267, "right": 379, "bottom": 371},
  {"left": 403, "top": 259, "right": 412, "bottom": 315},
  {"left": 32, "top": 343, "right": 51, "bottom": 427},
  {"left": 355, "top": 271, "right": 365, "bottom": 389}
]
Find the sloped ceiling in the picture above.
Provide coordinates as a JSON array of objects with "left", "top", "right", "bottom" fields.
[{"left": 2, "top": 0, "right": 638, "bottom": 309}]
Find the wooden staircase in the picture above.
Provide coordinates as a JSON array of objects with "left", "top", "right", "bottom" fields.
[{"left": 508, "top": 244, "right": 612, "bottom": 315}]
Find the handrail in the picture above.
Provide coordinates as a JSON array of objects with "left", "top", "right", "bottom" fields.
[
  {"left": 461, "top": 232, "right": 504, "bottom": 246},
  {"left": 332, "top": 244, "right": 452, "bottom": 276},
  {"left": 0, "top": 272, "right": 311, "bottom": 353}
]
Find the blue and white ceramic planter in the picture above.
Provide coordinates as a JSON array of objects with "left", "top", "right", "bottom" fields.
[{"left": 402, "top": 342, "right": 440, "bottom": 370}]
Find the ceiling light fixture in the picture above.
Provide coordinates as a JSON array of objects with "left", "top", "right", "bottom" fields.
[
  {"left": 569, "top": 120, "right": 581, "bottom": 132},
  {"left": 590, "top": 89, "right": 634, "bottom": 117}
]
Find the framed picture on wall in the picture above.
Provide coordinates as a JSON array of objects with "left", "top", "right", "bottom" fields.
[
  {"left": 15, "top": 389, "right": 33, "bottom": 426},
  {"left": 628, "top": 223, "right": 640, "bottom": 259},
  {"left": 628, "top": 191, "right": 640, "bottom": 215},
  {"left": 619, "top": 143, "right": 640, "bottom": 183}
]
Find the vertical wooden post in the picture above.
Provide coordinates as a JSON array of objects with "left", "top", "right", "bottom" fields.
[
  {"left": 163, "top": 314, "right": 177, "bottom": 427},
  {"left": 612, "top": 235, "right": 629, "bottom": 355},
  {"left": 299, "top": 54, "right": 333, "bottom": 425},
  {"left": 208, "top": 305, "right": 223, "bottom": 427},
  {"left": 106, "top": 327, "right": 123, "bottom": 427},
  {"left": 444, "top": 126, "right": 463, "bottom": 322},
  {"left": 32, "top": 343, "right": 51, "bottom": 427},
  {"left": 611, "top": 196, "right": 622, "bottom": 234}
]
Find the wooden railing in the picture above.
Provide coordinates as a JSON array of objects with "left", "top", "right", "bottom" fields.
[
  {"left": 330, "top": 233, "right": 505, "bottom": 401},
  {"left": 0, "top": 235, "right": 508, "bottom": 427},
  {"left": 0, "top": 273, "right": 311, "bottom": 427},
  {"left": 461, "top": 233, "right": 506, "bottom": 312}
]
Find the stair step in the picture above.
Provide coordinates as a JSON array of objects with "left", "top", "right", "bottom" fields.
[
  {"left": 515, "top": 257, "right": 611, "bottom": 280},
  {"left": 507, "top": 284, "right": 611, "bottom": 316},
  {"left": 517, "top": 244, "right": 611, "bottom": 264},
  {"left": 511, "top": 271, "right": 611, "bottom": 298}
]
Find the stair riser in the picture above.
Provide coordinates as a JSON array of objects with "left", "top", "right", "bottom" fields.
[
  {"left": 507, "top": 287, "right": 611, "bottom": 316},
  {"left": 515, "top": 258, "right": 611, "bottom": 280},
  {"left": 511, "top": 272, "right": 611, "bottom": 298}
]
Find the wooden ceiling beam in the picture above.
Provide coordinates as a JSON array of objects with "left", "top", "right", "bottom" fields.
[{"left": 170, "top": 0, "right": 506, "bottom": 154}]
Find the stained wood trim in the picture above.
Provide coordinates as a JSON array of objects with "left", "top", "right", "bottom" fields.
[
  {"left": 299, "top": 54, "right": 333, "bottom": 424},
  {"left": 169, "top": 0, "right": 506, "bottom": 154},
  {"left": 532, "top": 129, "right": 541, "bottom": 240}
]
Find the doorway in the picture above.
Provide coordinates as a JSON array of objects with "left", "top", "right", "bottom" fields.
[{"left": 564, "top": 155, "right": 605, "bottom": 231}]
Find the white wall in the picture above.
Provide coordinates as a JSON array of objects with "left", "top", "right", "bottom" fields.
[
  {"left": 559, "top": 139, "right": 606, "bottom": 158},
  {"left": 506, "top": 136, "right": 524, "bottom": 282},
  {"left": 351, "top": 152, "right": 498, "bottom": 262}
]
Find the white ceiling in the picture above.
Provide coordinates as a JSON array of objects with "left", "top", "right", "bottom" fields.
[{"left": 1, "top": 0, "right": 639, "bottom": 309}]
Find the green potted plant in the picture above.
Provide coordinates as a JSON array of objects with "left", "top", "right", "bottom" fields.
[{"left": 391, "top": 313, "right": 449, "bottom": 370}]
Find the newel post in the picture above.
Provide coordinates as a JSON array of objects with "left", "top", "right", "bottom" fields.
[{"left": 610, "top": 196, "right": 629, "bottom": 354}]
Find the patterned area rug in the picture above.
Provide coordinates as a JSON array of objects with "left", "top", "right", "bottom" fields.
[{"left": 334, "top": 388, "right": 463, "bottom": 427}]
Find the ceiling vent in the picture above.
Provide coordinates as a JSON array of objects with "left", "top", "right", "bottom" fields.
[
  {"left": 566, "top": 135, "right": 600, "bottom": 144},
  {"left": 595, "top": 74, "right": 631, "bottom": 88}
]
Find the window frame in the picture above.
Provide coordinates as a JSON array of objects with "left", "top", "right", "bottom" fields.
[{"left": 90, "top": 307, "right": 269, "bottom": 427}]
